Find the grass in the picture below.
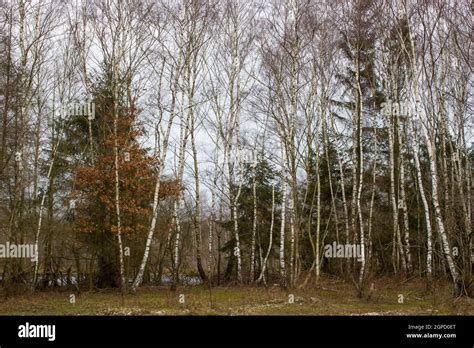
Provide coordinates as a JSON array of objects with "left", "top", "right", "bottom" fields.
[{"left": 0, "top": 277, "right": 472, "bottom": 315}]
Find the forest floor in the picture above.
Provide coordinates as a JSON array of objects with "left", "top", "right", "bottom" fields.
[{"left": 0, "top": 276, "right": 472, "bottom": 315}]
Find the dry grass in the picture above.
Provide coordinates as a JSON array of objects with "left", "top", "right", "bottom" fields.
[{"left": 0, "top": 277, "right": 472, "bottom": 315}]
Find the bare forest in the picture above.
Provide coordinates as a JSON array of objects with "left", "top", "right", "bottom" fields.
[{"left": 0, "top": 0, "right": 473, "bottom": 315}]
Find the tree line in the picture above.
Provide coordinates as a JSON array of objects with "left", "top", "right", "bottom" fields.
[{"left": 0, "top": 0, "right": 472, "bottom": 297}]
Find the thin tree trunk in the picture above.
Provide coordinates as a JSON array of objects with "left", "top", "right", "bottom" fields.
[
  {"left": 257, "top": 185, "right": 275, "bottom": 284},
  {"left": 32, "top": 122, "right": 63, "bottom": 289},
  {"left": 250, "top": 159, "right": 257, "bottom": 282},
  {"left": 279, "top": 143, "right": 287, "bottom": 287}
]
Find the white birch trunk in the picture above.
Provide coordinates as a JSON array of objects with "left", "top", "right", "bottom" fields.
[
  {"left": 250, "top": 160, "right": 257, "bottom": 282},
  {"left": 279, "top": 143, "right": 287, "bottom": 286},
  {"left": 32, "top": 123, "right": 63, "bottom": 289},
  {"left": 257, "top": 185, "right": 275, "bottom": 284}
]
